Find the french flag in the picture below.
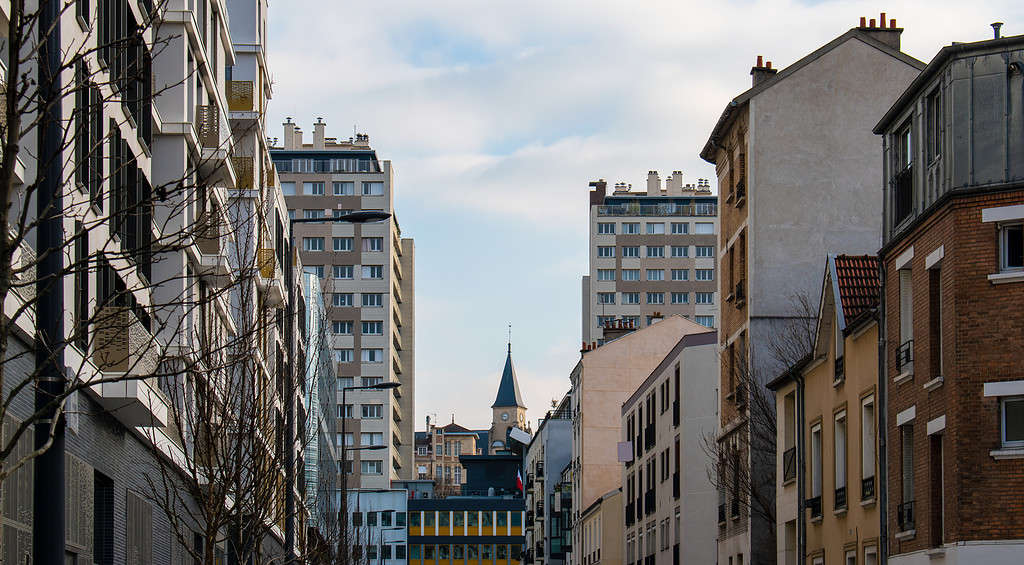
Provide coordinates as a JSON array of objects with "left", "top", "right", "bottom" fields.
[{"left": 516, "top": 468, "right": 524, "bottom": 492}]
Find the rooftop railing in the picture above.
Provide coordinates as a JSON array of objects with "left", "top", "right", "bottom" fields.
[{"left": 597, "top": 203, "right": 718, "bottom": 217}]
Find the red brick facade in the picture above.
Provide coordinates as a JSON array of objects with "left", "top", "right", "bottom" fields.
[{"left": 883, "top": 189, "right": 1024, "bottom": 556}]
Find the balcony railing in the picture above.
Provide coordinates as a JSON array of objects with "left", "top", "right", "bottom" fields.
[
  {"left": 807, "top": 495, "right": 822, "bottom": 519},
  {"left": 597, "top": 203, "right": 718, "bottom": 217},
  {"left": 834, "top": 486, "right": 847, "bottom": 510},
  {"left": 862, "top": 476, "right": 875, "bottom": 500},
  {"left": 897, "top": 500, "right": 915, "bottom": 532},
  {"left": 897, "top": 340, "right": 914, "bottom": 373},
  {"left": 195, "top": 104, "right": 221, "bottom": 148},
  {"left": 227, "top": 80, "right": 256, "bottom": 112},
  {"left": 782, "top": 447, "right": 797, "bottom": 482},
  {"left": 232, "top": 156, "right": 254, "bottom": 190}
]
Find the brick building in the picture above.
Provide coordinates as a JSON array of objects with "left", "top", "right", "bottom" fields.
[{"left": 874, "top": 29, "right": 1024, "bottom": 565}]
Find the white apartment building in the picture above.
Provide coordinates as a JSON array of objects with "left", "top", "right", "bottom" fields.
[
  {"left": 582, "top": 173, "right": 719, "bottom": 345},
  {"left": 273, "top": 121, "right": 416, "bottom": 488}
]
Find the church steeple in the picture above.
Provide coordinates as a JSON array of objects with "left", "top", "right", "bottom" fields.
[{"left": 492, "top": 343, "right": 526, "bottom": 409}]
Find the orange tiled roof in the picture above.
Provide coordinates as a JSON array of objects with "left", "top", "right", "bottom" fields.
[{"left": 833, "top": 255, "right": 880, "bottom": 322}]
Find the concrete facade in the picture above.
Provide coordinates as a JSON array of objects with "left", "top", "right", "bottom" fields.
[
  {"left": 701, "top": 18, "right": 925, "bottom": 565},
  {"left": 621, "top": 331, "right": 718, "bottom": 565},
  {"left": 273, "top": 122, "right": 416, "bottom": 488},
  {"left": 524, "top": 396, "right": 573, "bottom": 565},
  {"left": 347, "top": 489, "right": 411, "bottom": 565},
  {"left": 579, "top": 489, "right": 623, "bottom": 565},
  {"left": 415, "top": 420, "right": 484, "bottom": 496},
  {"left": 582, "top": 175, "right": 719, "bottom": 345}
]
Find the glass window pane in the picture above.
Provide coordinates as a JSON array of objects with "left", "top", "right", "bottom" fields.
[{"left": 1005, "top": 398, "right": 1024, "bottom": 444}]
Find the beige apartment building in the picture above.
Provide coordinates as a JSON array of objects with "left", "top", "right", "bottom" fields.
[
  {"left": 568, "top": 316, "right": 710, "bottom": 565},
  {"left": 621, "top": 329, "right": 718, "bottom": 565},
  {"left": 579, "top": 489, "right": 623, "bottom": 565},
  {"left": 415, "top": 419, "right": 484, "bottom": 496},
  {"left": 272, "top": 122, "right": 416, "bottom": 487},
  {"left": 700, "top": 16, "right": 924, "bottom": 564},
  {"left": 582, "top": 174, "right": 719, "bottom": 345},
  {"left": 769, "top": 255, "right": 881, "bottom": 565}
]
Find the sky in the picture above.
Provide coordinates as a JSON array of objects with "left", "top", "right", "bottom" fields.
[{"left": 266, "top": 0, "right": 1022, "bottom": 430}]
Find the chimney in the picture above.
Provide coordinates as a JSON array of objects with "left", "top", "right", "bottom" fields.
[
  {"left": 283, "top": 118, "right": 296, "bottom": 150},
  {"left": 992, "top": 22, "right": 1004, "bottom": 39},
  {"left": 750, "top": 55, "right": 778, "bottom": 87},
  {"left": 858, "top": 13, "right": 903, "bottom": 50},
  {"left": 646, "top": 170, "right": 660, "bottom": 194},
  {"left": 294, "top": 127, "right": 304, "bottom": 148},
  {"left": 666, "top": 171, "right": 683, "bottom": 195},
  {"left": 603, "top": 318, "right": 638, "bottom": 342},
  {"left": 313, "top": 117, "right": 326, "bottom": 149},
  {"left": 589, "top": 179, "right": 608, "bottom": 205}
]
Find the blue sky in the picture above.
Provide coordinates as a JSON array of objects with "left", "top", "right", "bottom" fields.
[{"left": 266, "top": 0, "right": 1022, "bottom": 430}]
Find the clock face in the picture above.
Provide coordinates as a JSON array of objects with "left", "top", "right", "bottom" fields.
[{"left": 501, "top": 412, "right": 509, "bottom": 422}]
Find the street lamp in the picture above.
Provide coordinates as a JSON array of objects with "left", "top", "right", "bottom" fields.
[{"left": 284, "top": 210, "right": 392, "bottom": 562}]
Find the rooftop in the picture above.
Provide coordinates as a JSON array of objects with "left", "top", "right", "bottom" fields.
[{"left": 832, "top": 254, "right": 880, "bottom": 324}]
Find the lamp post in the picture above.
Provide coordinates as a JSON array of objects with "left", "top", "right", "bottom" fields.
[{"left": 284, "top": 210, "right": 391, "bottom": 562}]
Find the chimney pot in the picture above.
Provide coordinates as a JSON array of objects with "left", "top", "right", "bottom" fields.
[
  {"left": 860, "top": 16, "right": 866, "bottom": 27},
  {"left": 870, "top": 18, "right": 876, "bottom": 27},
  {"left": 880, "top": 12, "right": 886, "bottom": 28},
  {"left": 756, "top": 55, "right": 763, "bottom": 67},
  {"left": 766, "top": 61, "right": 772, "bottom": 69},
  {"left": 992, "top": 22, "right": 1003, "bottom": 39},
  {"left": 890, "top": 19, "right": 896, "bottom": 28}
]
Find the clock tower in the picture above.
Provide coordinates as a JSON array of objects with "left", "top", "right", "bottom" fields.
[{"left": 489, "top": 343, "right": 527, "bottom": 454}]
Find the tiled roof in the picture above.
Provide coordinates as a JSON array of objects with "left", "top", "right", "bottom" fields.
[
  {"left": 833, "top": 255, "right": 880, "bottom": 323},
  {"left": 441, "top": 422, "right": 473, "bottom": 434}
]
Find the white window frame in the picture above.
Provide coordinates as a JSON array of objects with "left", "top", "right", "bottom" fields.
[
  {"left": 303, "top": 237, "right": 324, "bottom": 252},
  {"left": 597, "top": 246, "right": 615, "bottom": 258},
  {"left": 696, "top": 246, "right": 715, "bottom": 258},
  {"left": 361, "top": 321, "right": 384, "bottom": 335},
  {"left": 623, "top": 222, "right": 640, "bottom": 234},
  {"left": 695, "top": 222, "right": 714, "bottom": 235},
  {"left": 597, "top": 292, "right": 615, "bottom": 305},
  {"left": 696, "top": 292, "right": 714, "bottom": 304},
  {"left": 811, "top": 423, "right": 823, "bottom": 499},
  {"left": 1001, "top": 396, "right": 1024, "bottom": 448},
  {"left": 362, "top": 181, "right": 385, "bottom": 196},
  {"left": 333, "top": 237, "right": 353, "bottom": 252},
  {"left": 361, "top": 348, "right": 384, "bottom": 363},
  {"left": 834, "top": 410, "right": 847, "bottom": 496},
  {"left": 622, "top": 269, "right": 640, "bottom": 281},
  {"left": 671, "top": 292, "right": 688, "bottom": 304},
  {"left": 361, "top": 404, "right": 383, "bottom": 419},
  {"left": 695, "top": 315, "right": 714, "bottom": 328},
  {"left": 646, "top": 246, "right": 664, "bottom": 258},
  {"left": 696, "top": 269, "right": 715, "bottom": 281},
  {"left": 646, "top": 223, "right": 665, "bottom": 235},
  {"left": 333, "top": 265, "right": 354, "bottom": 279},
  {"left": 671, "top": 269, "right": 689, "bottom": 281},
  {"left": 361, "top": 460, "right": 383, "bottom": 475},
  {"left": 999, "top": 222, "right": 1023, "bottom": 272},
  {"left": 623, "top": 292, "right": 641, "bottom": 305},
  {"left": 332, "top": 293, "right": 353, "bottom": 307},
  {"left": 333, "top": 348, "right": 353, "bottom": 362},
  {"left": 596, "top": 269, "right": 616, "bottom": 281},
  {"left": 362, "top": 293, "right": 383, "bottom": 307},
  {"left": 862, "top": 396, "right": 876, "bottom": 482},
  {"left": 646, "top": 292, "right": 664, "bottom": 305},
  {"left": 646, "top": 269, "right": 664, "bottom": 281},
  {"left": 671, "top": 245, "right": 689, "bottom": 257},
  {"left": 333, "top": 181, "right": 355, "bottom": 195},
  {"left": 304, "top": 181, "right": 325, "bottom": 195},
  {"left": 670, "top": 222, "right": 688, "bottom": 234},
  {"left": 332, "top": 321, "right": 353, "bottom": 335},
  {"left": 361, "top": 265, "right": 384, "bottom": 279},
  {"left": 597, "top": 222, "right": 615, "bottom": 235},
  {"left": 622, "top": 246, "right": 640, "bottom": 257}
]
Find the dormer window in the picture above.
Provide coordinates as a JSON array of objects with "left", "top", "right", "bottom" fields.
[{"left": 893, "top": 122, "right": 914, "bottom": 226}]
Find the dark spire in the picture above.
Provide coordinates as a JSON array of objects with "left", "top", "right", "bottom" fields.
[{"left": 492, "top": 345, "right": 526, "bottom": 409}]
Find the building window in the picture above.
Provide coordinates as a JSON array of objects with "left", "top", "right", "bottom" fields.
[
  {"left": 695, "top": 316, "right": 714, "bottom": 327},
  {"left": 598, "top": 292, "right": 616, "bottom": 305},
  {"left": 597, "top": 246, "right": 615, "bottom": 258},
  {"left": 333, "top": 349, "right": 353, "bottom": 362},
  {"left": 646, "top": 223, "right": 665, "bottom": 235},
  {"left": 1000, "top": 223, "right": 1023, "bottom": 272},
  {"left": 695, "top": 269, "right": 714, "bottom": 281},
  {"left": 361, "top": 265, "right": 384, "bottom": 279},
  {"left": 332, "top": 321, "right": 353, "bottom": 335},
  {"left": 622, "top": 269, "right": 640, "bottom": 281},
  {"left": 362, "top": 293, "right": 384, "bottom": 307},
  {"left": 339, "top": 404, "right": 353, "bottom": 418},
  {"left": 333, "top": 265, "right": 354, "bottom": 279},
  {"left": 862, "top": 396, "right": 876, "bottom": 500},
  {"left": 695, "top": 222, "right": 714, "bottom": 235},
  {"left": 695, "top": 246, "right": 714, "bottom": 258},
  {"left": 597, "top": 315, "right": 615, "bottom": 328},
  {"left": 834, "top": 411, "right": 847, "bottom": 509},
  {"left": 671, "top": 222, "right": 688, "bottom": 234},
  {"left": 281, "top": 181, "right": 296, "bottom": 196},
  {"left": 671, "top": 269, "right": 688, "bottom": 281},
  {"left": 695, "top": 292, "right": 714, "bottom": 304},
  {"left": 363, "top": 376, "right": 384, "bottom": 386},
  {"left": 622, "top": 246, "right": 640, "bottom": 257},
  {"left": 929, "top": 268, "right": 943, "bottom": 378},
  {"left": 1001, "top": 396, "right": 1024, "bottom": 448},
  {"left": 362, "top": 404, "right": 383, "bottom": 419},
  {"left": 898, "top": 268, "right": 914, "bottom": 375},
  {"left": 333, "top": 293, "right": 354, "bottom": 307},
  {"left": 622, "top": 292, "right": 641, "bottom": 305},
  {"left": 362, "top": 182, "right": 385, "bottom": 196},
  {"left": 671, "top": 245, "right": 688, "bottom": 257},
  {"left": 304, "top": 181, "right": 325, "bottom": 195},
  {"left": 363, "top": 237, "right": 384, "bottom": 252},
  {"left": 303, "top": 265, "right": 324, "bottom": 279},
  {"left": 597, "top": 222, "right": 615, "bottom": 234},
  {"left": 929, "top": 433, "right": 944, "bottom": 547},
  {"left": 361, "top": 321, "right": 384, "bottom": 335},
  {"left": 597, "top": 269, "right": 615, "bottom": 281},
  {"left": 671, "top": 292, "right": 688, "bottom": 304},
  {"left": 623, "top": 222, "right": 640, "bottom": 234},
  {"left": 647, "top": 246, "right": 664, "bottom": 258},
  {"left": 361, "top": 460, "right": 383, "bottom": 475},
  {"left": 303, "top": 209, "right": 325, "bottom": 219},
  {"left": 646, "top": 269, "right": 664, "bottom": 281},
  {"left": 361, "top": 432, "right": 384, "bottom": 446},
  {"left": 894, "top": 121, "right": 914, "bottom": 225},
  {"left": 454, "top": 467, "right": 462, "bottom": 483},
  {"left": 899, "top": 423, "right": 915, "bottom": 531},
  {"left": 646, "top": 292, "right": 664, "bottom": 305},
  {"left": 302, "top": 237, "right": 324, "bottom": 251},
  {"left": 338, "top": 377, "right": 354, "bottom": 390},
  {"left": 332, "top": 237, "right": 353, "bottom": 252},
  {"left": 334, "top": 181, "right": 355, "bottom": 195},
  {"left": 361, "top": 349, "right": 384, "bottom": 363},
  {"left": 811, "top": 423, "right": 822, "bottom": 516},
  {"left": 925, "top": 89, "right": 941, "bottom": 163}
]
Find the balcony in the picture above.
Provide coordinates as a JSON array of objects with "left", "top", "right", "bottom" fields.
[
  {"left": 231, "top": 156, "right": 254, "bottom": 190},
  {"left": 195, "top": 217, "right": 230, "bottom": 285},
  {"left": 897, "top": 340, "right": 914, "bottom": 376},
  {"left": 257, "top": 248, "right": 285, "bottom": 307},
  {"left": 834, "top": 486, "right": 847, "bottom": 510},
  {"left": 195, "top": 104, "right": 234, "bottom": 184},
  {"left": 227, "top": 80, "right": 258, "bottom": 114},
  {"left": 862, "top": 476, "right": 875, "bottom": 501},
  {"left": 806, "top": 496, "right": 822, "bottom": 520},
  {"left": 782, "top": 447, "right": 797, "bottom": 483},
  {"left": 196, "top": 104, "right": 222, "bottom": 148},
  {"left": 91, "top": 306, "right": 167, "bottom": 427},
  {"left": 597, "top": 203, "right": 717, "bottom": 217},
  {"left": 897, "top": 500, "right": 915, "bottom": 532}
]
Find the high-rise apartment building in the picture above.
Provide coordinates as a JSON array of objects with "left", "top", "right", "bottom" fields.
[
  {"left": 272, "top": 121, "right": 416, "bottom": 488},
  {"left": 582, "top": 174, "right": 718, "bottom": 345},
  {"left": 700, "top": 16, "right": 924, "bottom": 565}
]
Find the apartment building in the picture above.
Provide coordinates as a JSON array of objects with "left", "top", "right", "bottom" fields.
[
  {"left": 873, "top": 30, "right": 1024, "bottom": 564},
  {"left": 621, "top": 329, "right": 718, "bottom": 565},
  {"left": 414, "top": 418, "right": 484, "bottom": 496},
  {"left": 578, "top": 489, "right": 623, "bottom": 565},
  {"left": 699, "top": 16, "right": 924, "bottom": 564},
  {"left": 568, "top": 316, "right": 710, "bottom": 565},
  {"left": 347, "top": 489, "right": 410, "bottom": 565},
  {"left": 769, "top": 255, "right": 881, "bottom": 565},
  {"left": 272, "top": 121, "right": 416, "bottom": 488},
  {"left": 582, "top": 174, "right": 718, "bottom": 344},
  {"left": 524, "top": 395, "right": 573, "bottom": 565}
]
